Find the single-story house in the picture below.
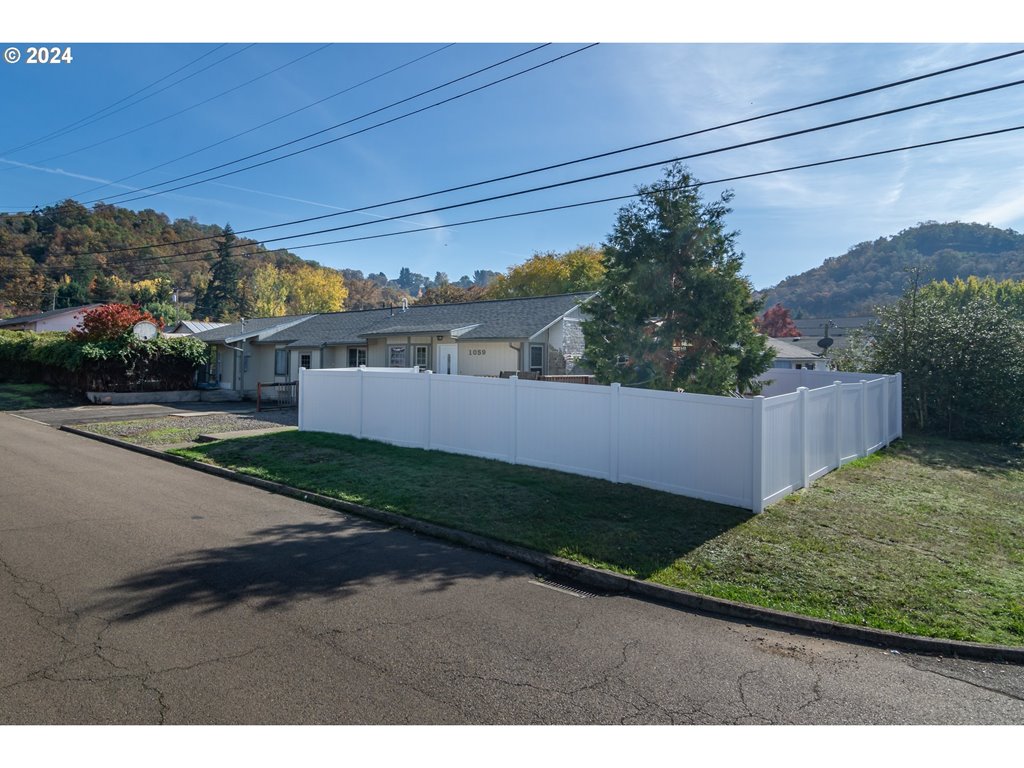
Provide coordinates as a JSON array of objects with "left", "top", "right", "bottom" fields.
[
  {"left": 766, "top": 336, "right": 828, "bottom": 370},
  {"left": 0, "top": 304, "right": 103, "bottom": 333},
  {"left": 195, "top": 292, "right": 595, "bottom": 397}
]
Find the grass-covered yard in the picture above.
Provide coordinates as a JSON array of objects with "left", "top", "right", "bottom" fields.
[{"left": 167, "top": 430, "right": 1024, "bottom": 646}]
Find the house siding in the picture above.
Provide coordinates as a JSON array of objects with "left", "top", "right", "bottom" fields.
[{"left": 456, "top": 341, "right": 520, "bottom": 376}]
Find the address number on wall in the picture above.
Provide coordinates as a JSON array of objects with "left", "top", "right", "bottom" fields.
[{"left": 467, "top": 349, "right": 487, "bottom": 356}]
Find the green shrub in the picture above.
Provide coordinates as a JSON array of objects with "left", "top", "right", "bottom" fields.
[{"left": 0, "top": 329, "right": 208, "bottom": 392}]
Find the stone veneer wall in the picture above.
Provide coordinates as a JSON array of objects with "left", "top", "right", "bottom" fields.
[{"left": 545, "top": 317, "right": 587, "bottom": 375}]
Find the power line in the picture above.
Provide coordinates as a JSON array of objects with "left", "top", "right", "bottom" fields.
[
  {"left": 47, "top": 72, "right": 1024, "bottom": 266},
  {"left": 23, "top": 44, "right": 333, "bottom": 171},
  {"left": 0, "top": 45, "right": 257, "bottom": 165},
  {"left": 65, "top": 44, "right": 457, "bottom": 202},
  {"left": 0, "top": 45, "right": 228, "bottom": 156},
  {"left": 82, "top": 44, "right": 553, "bottom": 206},
  {"left": 93, "top": 44, "right": 594, "bottom": 207},
  {"left": 21, "top": 45, "right": 1023, "bottom": 259},
  {"left": 11, "top": 122, "right": 1022, "bottom": 283}
]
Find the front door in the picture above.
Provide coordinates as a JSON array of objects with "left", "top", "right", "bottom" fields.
[{"left": 436, "top": 344, "right": 458, "bottom": 375}]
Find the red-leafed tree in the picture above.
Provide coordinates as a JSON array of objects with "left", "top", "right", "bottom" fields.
[
  {"left": 69, "top": 303, "right": 162, "bottom": 342},
  {"left": 757, "top": 303, "right": 800, "bottom": 337}
]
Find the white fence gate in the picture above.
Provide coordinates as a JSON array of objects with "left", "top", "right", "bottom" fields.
[{"left": 298, "top": 366, "right": 902, "bottom": 513}]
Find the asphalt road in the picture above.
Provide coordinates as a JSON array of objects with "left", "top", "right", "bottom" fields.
[{"left": 2, "top": 412, "right": 1023, "bottom": 724}]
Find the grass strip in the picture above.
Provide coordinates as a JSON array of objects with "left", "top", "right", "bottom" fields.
[{"left": 169, "top": 430, "right": 1024, "bottom": 646}]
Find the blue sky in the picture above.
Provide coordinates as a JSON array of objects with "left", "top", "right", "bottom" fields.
[{"left": 3, "top": 4, "right": 1023, "bottom": 292}]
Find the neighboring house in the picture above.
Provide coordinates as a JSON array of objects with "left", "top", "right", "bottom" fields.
[
  {"left": 194, "top": 292, "right": 595, "bottom": 397},
  {"left": 766, "top": 336, "right": 828, "bottom": 370},
  {"left": 781, "top": 316, "right": 873, "bottom": 358},
  {"left": 0, "top": 304, "right": 103, "bottom": 333},
  {"left": 164, "top": 320, "right": 229, "bottom": 336}
]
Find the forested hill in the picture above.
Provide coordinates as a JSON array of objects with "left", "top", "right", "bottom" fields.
[
  {"left": 0, "top": 199, "right": 314, "bottom": 315},
  {"left": 759, "top": 222, "right": 1024, "bottom": 317},
  {"left": 0, "top": 199, "right": 470, "bottom": 320}
]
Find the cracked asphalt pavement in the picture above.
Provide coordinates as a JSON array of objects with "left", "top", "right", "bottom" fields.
[{"left": 2, "top": 412, "right": 1024, "bottom": 724}]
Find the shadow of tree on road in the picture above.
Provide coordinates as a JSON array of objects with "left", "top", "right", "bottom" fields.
[{"left": 96, "top": 518, "right": 522, "bottom": 621}]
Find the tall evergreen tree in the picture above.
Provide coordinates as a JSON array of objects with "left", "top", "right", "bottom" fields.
[
  {"left": 582, "top": 163, "right": 773, "bottom": 394},
  {"left": 195, "top": 225, "right": 243, "bottom": 320}
]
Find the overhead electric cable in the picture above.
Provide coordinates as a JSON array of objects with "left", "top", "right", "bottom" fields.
[
  {"left": 0, "top": 44, "right": 229, "bottom": 156},
  {"left": 56, "top": 72, "right": 1024, "bottom": 263},
  {"left": 0, "top": 45, "right": 256, "bottom": 164},
  {"left": 16, "top": 121, "right": 1022, "bottom": 281},
  {"left": 26, "top": 44, "right": 332, "bottom": 169},
  {"left": 94, "top": 44, "right": 597, "bottom": 207},
  {"left": 66, "top": 43, "right": 457, "bottom": 201},
  {"left": 18, "top": 45, "right": 1020, "bottom": 253}
]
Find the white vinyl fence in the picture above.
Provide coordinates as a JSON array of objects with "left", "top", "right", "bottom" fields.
[{"left": 298, "top": 366, "right": 901, "bottom": 513}]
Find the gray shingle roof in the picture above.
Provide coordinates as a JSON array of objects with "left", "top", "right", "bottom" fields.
[
  {"left": 200, "top": 293, "right": 596, "bottom": 349},
  {"left": 194, "top": 315, "right": 314, "bottom": 343},
  {"left": 263, "top": 308, "right": 395, "bottom": 347},
  {"left": 281, "top": 293, "right": 596, "bottom": 347}
]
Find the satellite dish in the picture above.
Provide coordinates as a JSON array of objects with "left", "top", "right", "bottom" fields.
[
  {"left": 132, "top": 320, "right": 159, "bottom": 341},
  {"left": 817, "top": 336, "right": 834, "bottom": 349}
]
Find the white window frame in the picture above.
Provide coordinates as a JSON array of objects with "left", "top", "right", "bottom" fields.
[
  {"left": 389, "top": 345, "right": 407, "bottom": 367},
  {"left": 414, "top": 345, "right": 429, "bottom": 369},
  {"left": 299, "top": 352, "right": 312, "bottom": 371}
]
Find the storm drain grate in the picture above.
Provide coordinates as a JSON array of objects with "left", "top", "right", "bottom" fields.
[{"left": 528, "top": 575, "right": 598, "bottom": 599}]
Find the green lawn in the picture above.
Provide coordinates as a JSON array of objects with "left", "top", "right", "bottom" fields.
[
  {"left": 0, "top": 382, "right": 85, "bottom": 410},
  {"left": 169, "top": 430, "right": 1024, "bottom": 646}
]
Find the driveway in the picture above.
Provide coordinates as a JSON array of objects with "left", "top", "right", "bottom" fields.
[
  {"left": 9, "top": 400, "right": 261, "bottom": 428},
  {"left": 2, "top": 413, "right": 1023, "bottom": 724}
]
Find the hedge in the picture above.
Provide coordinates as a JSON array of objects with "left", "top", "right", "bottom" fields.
[{"left": 0, "top": 329, "right": 209, "bottom": 392}]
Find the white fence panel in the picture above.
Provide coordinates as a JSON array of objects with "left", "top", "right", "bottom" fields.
[
  {"left": 298, "top": 367, "right": 901, "bottom": 513},
  {"left": 617, "top": 389, "right": 754, "bottom": 507},
  {"left": 805, "top": 386, "right": 839, "bottom": 481},
  {"left": 360, "top": 370, "right": 429, "bottom": 448},
  {"left": 837, "top": 383, "right": 864, "bottom": 463},
  {"left": 298, "top": 369, "right": 363, "bottom": 435},
  {"left": 758, "top": 370, "right": 804, "bottom": 397},
  {"left": 429, "top": 374, "right": 513, "bottom": 461},
  {"left": 758, "top": 368, "right": 883, "bottom": 395},
  {"left": 762, "top": 392, "right": 800, "bottom": 504},
  {"left": 890, "top": 374, "right": 903, "bottom": 441},
  {"left": 865, "top": 379, "right": 888, "bottom": 452},
  {"left": 515, "top": 379, "right": 612, "bottom": 479}
]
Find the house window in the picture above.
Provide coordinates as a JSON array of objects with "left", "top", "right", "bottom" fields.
[
  {"left": 529, "top": 344, "right": 544, "bottom": 374},
  {"left": 274, "top": 349, "right": 289, "bottom": 376},
  {"left": 414, "top": 345, "right": 429, "bottom": 369},
  {"left": 348, "top": 347, "right": 367, "bottom": 367},
  {"left": 300, "top": 353, "right": 312, "bottom": 370},
  {"left": 389, "top": 345, "right": 407, "bottom": 367}
]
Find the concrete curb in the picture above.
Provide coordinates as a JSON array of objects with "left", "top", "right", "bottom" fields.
[{"left": 59, "top": 424, "right": 1024, "bottom": 664}]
